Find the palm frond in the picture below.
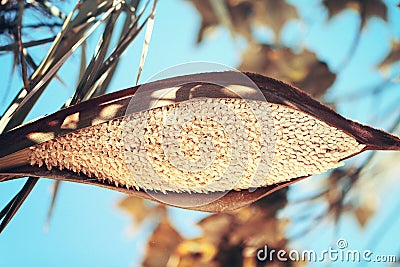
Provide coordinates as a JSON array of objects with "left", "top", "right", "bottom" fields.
[
  {"left": 0, "top": 177, "right": 38, "bottom": 234},
  {"left": 0, "top": 0, "right": 158, "bottom": 233},
  {"left": 136, "top": 0, "right": 157, "bottom": 84}
]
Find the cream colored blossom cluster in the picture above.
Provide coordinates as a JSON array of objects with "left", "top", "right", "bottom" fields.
[{"left": 28, "top": 98, "right": 365, "bottom": 193}]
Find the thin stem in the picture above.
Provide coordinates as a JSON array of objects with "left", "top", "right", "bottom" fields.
[{"left": 0, "top": 177, "right": 38, "bottom": 234}]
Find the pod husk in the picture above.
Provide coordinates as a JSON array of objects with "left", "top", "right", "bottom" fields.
[{"left": 0, "top": 72, "right": 399, "bottom": 212}]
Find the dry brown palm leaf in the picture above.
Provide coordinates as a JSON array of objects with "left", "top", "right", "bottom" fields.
[
  {"left": 380, "top": 40, "right": 400, "bottom": 69},
  {"left": 188, "top": 0, "right": 299, "bottom": 43},
  {"left": 323, "top": 0, "right": 387, "bottom": 27},
  {"left": 0, "top": 72, "right": 399, "bottom": 229},
  {"left": 238, "top": 44, "right": 336, "bottom": 98},
  {"left": 323, "top": 0, "right": 388, "bottom": 70}
]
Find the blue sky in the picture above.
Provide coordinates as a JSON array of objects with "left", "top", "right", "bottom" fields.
[{"left": 0, "top": 0, "right": 399, "bottom": 266}]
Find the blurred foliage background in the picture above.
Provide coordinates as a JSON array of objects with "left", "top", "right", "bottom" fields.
[{"left": 1, "top": 0, "right": 400, "bottom": 266}]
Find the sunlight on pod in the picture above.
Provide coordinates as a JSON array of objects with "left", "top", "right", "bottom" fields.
[{"left": 28, "top": 98, "right": 365, "bottom": 193}]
